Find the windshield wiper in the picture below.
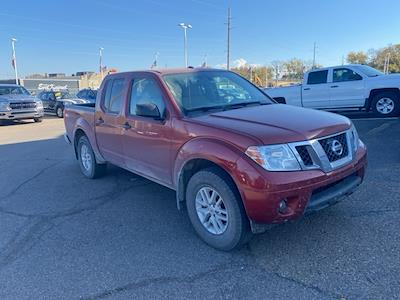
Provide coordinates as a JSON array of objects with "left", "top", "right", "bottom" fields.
[
  {"left": 222, "top": 101, "right": 261, "bottom": 110},
  {"left": 184, "top": 105, "right": 226, "bottom": 113}
]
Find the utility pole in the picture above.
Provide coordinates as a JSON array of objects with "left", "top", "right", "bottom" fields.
[
  {"left": 341, "top": 55, "right": 345, "bottom": 65},
  {"left": 11, "top": 38, "right": 18, "bottom": 84},
  {"left": 312, "top": 42, "right": 316, "bottom": 69},
  {"left": 386, "top": 52, "right": 391, "bottom": 74},
  {"left": 178, "top": 23, "right": 192, "bottom": 67},
  {"left": 265, "top": 65, "right": 268, "bottom": 87},
  {"left": 99, "top": 47, "right": 104, "bottom": 79},
  {"left": 226, "top": 7, "right": 232, "bottom": 70}
]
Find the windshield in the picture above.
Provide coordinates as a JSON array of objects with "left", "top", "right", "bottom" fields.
[
  {"left": 163, "top": 71, "right": 273, "bottom": 114},
  {"left": 0, "top": 86, "right": 30, "bottom": 96},
  {"left": 354, "top": 65, "right": 383, "bottom": 77}
]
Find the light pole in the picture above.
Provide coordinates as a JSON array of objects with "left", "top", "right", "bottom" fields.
[
  {"left": 11, "top": 38, "right": 18, "bottom": 84},
  {"left": 178, "top": 23, "right": 192, "bottom": 67},
  {"left": 99, "top": 47, "right": 104, "bottom": 79}
]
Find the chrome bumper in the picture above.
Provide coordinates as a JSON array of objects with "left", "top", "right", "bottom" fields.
[{"left": 0, "top": 109, "right": 44, "bottom": 120}]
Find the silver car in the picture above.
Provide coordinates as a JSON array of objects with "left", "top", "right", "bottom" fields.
[{"left": 0, "top": 84, "right": 44, "bottom": 124}]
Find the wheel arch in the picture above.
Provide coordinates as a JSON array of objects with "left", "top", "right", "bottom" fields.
[
  {"left": 72, "top": 121, "right": 106, "bottom": 164},
  {"left": 366, "top": 88, "right": 400, "bottom": 111},
  {"left": 174, "top": 138, "right": 245, "bottom": 211}
]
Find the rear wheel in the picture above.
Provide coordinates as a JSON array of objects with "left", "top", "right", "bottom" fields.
[
  {"left": 186, "top": 167, "right": 252, "bottom": 251},
  {"left": 56, "top": 106, "right": 64, "bottom": 118},
  {"left": 77, "top": 135, "right": 106, "bottom": 179},
  {"left": 371, "top": 92, "right": 399, "bottom": 117}
]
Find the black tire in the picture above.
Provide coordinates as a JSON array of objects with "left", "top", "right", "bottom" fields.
[
  {"left": 186, "top": 167, "right": 252, "bottom": 251},
  {"left": 77, "top": 135, "right": 106, "bottom": 179},
  {"left": 33, "top": 117, "right": 43, "bottom": 123},
  {"left": 55, "top": 106, "right": 64, "bottom": 118},
  {"left": 371, "top": 91, "right": 400, "bottom": 117}
]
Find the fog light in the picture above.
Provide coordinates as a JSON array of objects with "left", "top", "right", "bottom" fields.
[{"left": 278, "top": 199, "right": 287, "bottom": 213}]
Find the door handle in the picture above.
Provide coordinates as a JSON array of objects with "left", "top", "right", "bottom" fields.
[
  {"left": 121, "top": 122, "right": 131, "bottom": 130},
  {"left": 303, "top": 87, "right": 311, "bottom": 91},
  {"left": 331, "top": 85, "right": 339, "bottom": 88},
  {"left": 95, "top": 117, "right": 104, "bottom": 125}
]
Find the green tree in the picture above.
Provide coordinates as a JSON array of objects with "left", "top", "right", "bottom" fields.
[
  {"left": 283, "top": 58, "right": 305, "bottom": 80},
  {"left": 347, "top": 51, "right": 368, "bottom": 64},
  {"left": 369, "top": 44, "right": 400, "bottom": 73}
]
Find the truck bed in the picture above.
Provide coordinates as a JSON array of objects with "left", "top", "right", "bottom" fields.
[{"left": 64, "top": 103, "right": 95, "bottom": 143}]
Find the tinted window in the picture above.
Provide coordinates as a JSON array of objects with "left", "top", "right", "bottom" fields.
[
  {"left": 129, "top": 77, "right": 165, "bottom": 116},
  {"left": 103, "top": 79, "right": 125, "bottom": 113},
  {"left": 163, "top": 71, "right": 272, "bottom": 112},
  {"left": 307, "top": 70, "right": 328, "bottom": 84},
  {"left": 333, "top": 68, "right": 362, "bottom": 82},
  {"left": 77, "top": 90, "right": 86, "bottom": 98}
]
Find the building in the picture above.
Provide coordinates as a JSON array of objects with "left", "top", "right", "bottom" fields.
[{"left": 0, "top": 68, "right": 117, "bottom": 94}]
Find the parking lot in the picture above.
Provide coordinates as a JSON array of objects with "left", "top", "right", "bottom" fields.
[{"left": 0, "top": 114, "right": 399, "bottom": 299}]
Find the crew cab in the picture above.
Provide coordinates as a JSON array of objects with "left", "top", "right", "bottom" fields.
[
  {"left": 64, "top": 68, "right": 367, "bottom": 250},
  {"left": 265, "top": 64, "right": 400, "bottom": 117},
  {"left": 0, "top": 84, "right": 44, "bottom": 124}
]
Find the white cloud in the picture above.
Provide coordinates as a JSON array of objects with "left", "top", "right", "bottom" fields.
[{"left": 233, "top": 58, "right": 248, "bottom": 68}]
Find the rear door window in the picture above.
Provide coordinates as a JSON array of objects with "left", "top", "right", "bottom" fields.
[
  {"left": 307, "top": 70, "right": 328, "bottom": 84},
  {"left": 102, "top": 78, "right": 125, "bottom": 113}
]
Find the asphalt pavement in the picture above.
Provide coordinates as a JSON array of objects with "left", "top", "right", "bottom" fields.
[{"left": 0, "top": 114, "right": 399, "bottom": 299}]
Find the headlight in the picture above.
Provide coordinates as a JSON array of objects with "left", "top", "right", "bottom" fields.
[
  {"left": 245, "top": 144, "right": 301, "bottom": 171},
  {"left": 0, "top": 101, "right": 10, "bottom": 111},
  {"left": 35, "top": 100, "right": 43, "bottom": 109},
  {"left": 350, "top": 124, "right": 360, "bottom": 153}
]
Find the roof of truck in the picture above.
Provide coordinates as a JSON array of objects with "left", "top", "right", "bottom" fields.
[{"left": 107, "top": 67, "right": 225, "bottom": 77}]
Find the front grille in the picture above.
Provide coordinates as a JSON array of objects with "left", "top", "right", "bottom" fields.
[
  {"left": 318, "top": 133, "right": 348, "bottom": 162},
  {"left": 10, "top": 102, "right": 36, "bottom": 110},
  {"left": 296, "top": 145, "right": 313, "bottom": 166}
]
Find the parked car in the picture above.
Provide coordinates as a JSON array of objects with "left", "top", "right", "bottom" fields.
[
  {"left": 0, "top": 84, "right": 44, "bottom": 124},
  {"left": 76, "top": 88, "right": 97, "bottom": 103},
  {"left": 38, "top": 90, "right": 90, "bottom": 118},
  {"left": 265, "top": 64, "right": 400, "bottom": 117},
  {"left": 64, "top": 68, "right": 367, "bottom": 250}
]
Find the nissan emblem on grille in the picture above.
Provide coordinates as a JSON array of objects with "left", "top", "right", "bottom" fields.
[{"left": 331, "top": 140, "right": 343, "bottom": 156}]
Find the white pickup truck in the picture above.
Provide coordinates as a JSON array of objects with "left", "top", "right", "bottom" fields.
[{"left": 265, "top": 64, "right": 400, "bottom": 117}]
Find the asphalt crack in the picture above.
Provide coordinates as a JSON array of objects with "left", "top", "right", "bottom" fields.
[
  {"left": 0, "top": 174, "right": 151, "bottom": 271},
  {"left": 0, "top": 161, "right": 62, "bottom": 202}
]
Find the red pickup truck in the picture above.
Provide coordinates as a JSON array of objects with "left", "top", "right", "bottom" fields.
[{"left": 64, "top": 68, "right": 367, "bottom": 250}]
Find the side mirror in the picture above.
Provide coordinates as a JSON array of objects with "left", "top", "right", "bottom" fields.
[{"left": 136, "top": 102, "right": 162, "bottom": 119}]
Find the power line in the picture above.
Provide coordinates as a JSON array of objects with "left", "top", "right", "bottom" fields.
[{"left": 226, "top": 7, "right": 232, "bottom": 70}]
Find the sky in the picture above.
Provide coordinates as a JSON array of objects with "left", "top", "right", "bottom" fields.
[{"left": 0, "top": 0, "right": 399, "bottom": 78}]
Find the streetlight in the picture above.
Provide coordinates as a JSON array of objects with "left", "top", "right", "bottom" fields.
[
  {"left": 11, "top": 38, "right": 18, "bottom": 84},
  {"left": 178, "top": 23, "right": 192, "bottom": 67},
  {"left": 99, "top": 47, "right": 104, "bottom": 79}
]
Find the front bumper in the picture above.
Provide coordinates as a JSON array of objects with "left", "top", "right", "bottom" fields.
[
  {"left": 0, "top": 109, "right": 44, "bottom": 120},
  {"left": 236, "top": 143, "right": 367, "bottom": 224}
]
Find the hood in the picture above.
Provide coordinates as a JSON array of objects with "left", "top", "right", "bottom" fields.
[
  {"left": 367, "top": 73, "right": 400, "bottom": 82},
  {"left": 58, "top": 98, "right": 88, "bottom": 104},
  {"left": 191, "top": 104, "right": 351, "bottom": 145},
  {"left": 0, "top": 94, "right": 37, "bottom": 102}
]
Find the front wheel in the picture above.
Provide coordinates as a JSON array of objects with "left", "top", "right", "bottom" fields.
[
  {"left": 55, "top": 106, "right": 64, "bottom": 118},
  {"left": 186, "top": 167, "right": 251, "bottom": 251},
  {"left": 77, "top": 135, "right": 106, "bottom": 179},
  {"left": 371, "top": 92, "right": 399, "bottom": 117}
]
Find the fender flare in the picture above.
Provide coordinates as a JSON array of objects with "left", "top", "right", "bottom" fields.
[
  {"left": 73, "top": 118, "right": 106, "bottom": 164},
  {"left": 173, "top": 137, "right": 244, "bottom": 209}
]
